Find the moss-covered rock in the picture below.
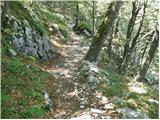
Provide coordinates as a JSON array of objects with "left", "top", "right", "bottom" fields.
[
  {"left": 7, "top": 1, "right": 54, "bottom": 60},
  {"left": 9, "top": 1, "right": 47, "bottom": 35}
]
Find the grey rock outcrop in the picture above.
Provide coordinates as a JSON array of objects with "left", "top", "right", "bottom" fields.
[
  {"left": 116, "top": 108, "right": 149, "bottom": 119},
  {"left": 10, "top": 17, "right": 53, "bottom": 60},
  {"left": 78, "top": 60, "right": 111, "bottom": 85},
  {"left": 111, "top": 96, "right": 124, "bottom": 105}
]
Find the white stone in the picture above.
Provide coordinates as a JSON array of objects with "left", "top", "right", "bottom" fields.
[
  {"left": 103, "top": 103, "right": 114, "bottom": 110},
  {"left": 148, "top": 98, "right": 159, "bottom": 104},
  {"left": 9, "top": 48, "right": 17, "bottom": 56},
  {"left": 90, "top": 108, "right": 105, "bottom": 114},
  {"left": 80, "top": 105, "right": 85, "bottom": 109}
]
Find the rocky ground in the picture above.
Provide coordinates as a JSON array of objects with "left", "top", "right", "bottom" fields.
[{"left": 38, "top": 22, "right": 154, "bottom": 119}]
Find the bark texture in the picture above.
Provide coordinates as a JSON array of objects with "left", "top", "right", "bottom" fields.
[
  {"left": 1, "top": 1, "right": 9, "bottom": 24},
  {"left": 135, "top": 24, "right": 159, "bottom": 81},
  {"left": 84, "top": 1, "right": 121, "bottom": 62},
  {"left": 120, "top": 1, "right": 147, "bottom": 71}
]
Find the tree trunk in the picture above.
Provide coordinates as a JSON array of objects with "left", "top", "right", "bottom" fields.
[
  {"left": 74, "top": 3, "right": 79, "bottom": 31},
  {"left": 108, "top": 34, "right": 113, "bottom": 63},
  {"left": 108, "top": 18, "right": 119, "bottom": 63},
  {"left": 135, "top": 24, "right": 159, "bottom": 81},
  {"left": 114, "top": 18, "right": 119, "bottom": 37},
  {"left": 1, "top": 1, "right": 9, "bottom": 24},
  {"left": 122, "top": 2, "right": 139, "bottom": 60},
  {"left": 141, "top": 33, "right": 153, "bottom": 63},
  {"left": 120, "top": 1, "right": 146, "bottom": 71},
  {"left": 84, "top": 1, "right": 121, "bottom": 62},
  {"left": 92, "top": 0, "right": 95, "bottom": 40}
]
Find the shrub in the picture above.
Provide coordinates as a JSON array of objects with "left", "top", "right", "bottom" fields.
[
  {"left": 104, "top": 83, "right": 125, "bottom": 97},
  {"left": 78, "top": 21, "right": 92, "bottom": 34},
  {"left": 26, "top": 106, "right": 45, "bottom": 118}
]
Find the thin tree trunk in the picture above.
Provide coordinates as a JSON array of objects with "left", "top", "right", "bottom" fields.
[
  {"left": 92, "top": 0, "right": 95, "bottom": 40},
  {"left": 108, "top": 18, "right": 119, "bottom": 63},
  {"left": 120, "top": 1, "right": 146, "bottom": 71},
  {"left": 74, "top": 3, "right": 79, "bottom": 31},
  {"left": 1, "top": 1, "right": 9, "bottom": 24},
  {"left": 114, "top": 18, "right": 119, "bottom": 37},
  {"left": 84, "top": 1, "right": 121, "bottom": 62},
  {"left": 122, "top": 2, "right": 140, "bottom": 60},
  {"left": 135, "top": 23, "right": 159, "bottom": 81},
  {"left": 141, "top": 41, "right": 149, "bottom": 63},
  {"left": 141, "top": 33, "right": 153, "bottom": 63},
  {"left": 108, "top": 34, "right": 113, "bottom": 63}
]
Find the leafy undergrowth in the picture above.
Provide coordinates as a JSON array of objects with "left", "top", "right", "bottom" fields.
[
  {"left": 9, "top": 1, "right": 47, "bottom": 35},
  {"left": 99, "top": 68, "right": 159, "bottom": 119},
  {"left": 77, "top": 21, "right": 92, "bottom": 34},
  {"left": 101, "top": 69, "right": 128, "bottom": 97},
  {"left": 1, "top": 33, "right": 52, "bottom": 118},
  {"left": 124, "top": 91, "right": 159, "bottom": 119},
  {"left": 32, "top": 5, "right": 69, "bottom": 41},
  {"left": 9, "top": 1, "right": 69, "bottom": 41}
]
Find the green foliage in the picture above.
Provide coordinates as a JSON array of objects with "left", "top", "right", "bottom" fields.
[
  {"left": 9, "top": 1, "right": 47, "bottom": 35},
  {"left": 147, "top": 102, "right": 159, "bottom": 119},
  {"left": 147, "top": 87, "right": 159, "bottom": 100},
  {"left": 1, "top": 29, "right": 13, "bottom": 55},
  {"left": 1, "top": 94, "right": 11, "bottom": 105},
  {"left": 26, "top": 106, "right": 45, "bottom": 118},
  {"left": 29, "top": 56, "right": 36, "bottom": 61},
  {"left": 59, "top": 25, "right": 69, "bottom": 39},
  {"left": 1, "top": 51, "right": 49, "bottom": 118},
  {"left": 3, "top": 28, "right": 13, "bottom": 34},
  {"left": 104, "top": 83, "right": 125, "bottom": 97},
  {"left": 124, "top": 91, "right": 159, "bottom": 119},
  {"left": 40, "top": 9, "right": 66, "bottom": 27},
  {"left": 28, "top": 19, "right": 47, "bottom": 35},
  {"left": 7, "top": 58, "right": 22, "bottom": 73},
  {"left": 37, "top": 8, "right": 69, "bottom": 40},
  {"left": 4, "top": 1, "right": 159, "bottom": 119},
  {"left": 127, "top": 92, "right": 140, "bottom": 99},
  {"left": 78, "top": 21, "right": 92, "bottom": 33},
  {"left": 102, "top": 69, "right": 128, "bottom": 97}
]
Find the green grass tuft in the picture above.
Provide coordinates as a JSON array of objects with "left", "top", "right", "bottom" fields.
[
  {"left": 38, "top": 9, "right": 69, "bottom": 40},
  {"left": 1, "top": 34, "right": 49, "bottom": 118},
  {"left": 102, "top": 69, "right": 128, "bottom": 97},
  {"left": 78, "top": 21, "right": 92, "bottom": 33}
]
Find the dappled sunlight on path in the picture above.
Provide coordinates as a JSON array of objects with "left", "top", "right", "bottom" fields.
[
  {"left": 38, "top": 22, "right": 124, "bottom": 119},
  {"left": 39, "top": 22, "right": 90, "bottom": 118}
]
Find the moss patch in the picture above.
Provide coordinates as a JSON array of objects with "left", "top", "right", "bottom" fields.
[
  {"left": 9, "top": 1, "right": 47, "bottom": 35},
  {"left": 78, "top": 21, "right": 92, "bottom": 34}
]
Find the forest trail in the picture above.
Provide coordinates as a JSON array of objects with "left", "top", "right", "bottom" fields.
[
  {"left": 39, "top": 22, "right": 121, "bottom": 119},
  {"left": 40, "top": 22, "right": 88, "bottom": 118},
  {"left": 1, "top": 1, "right": 158, "bottom": 119}
]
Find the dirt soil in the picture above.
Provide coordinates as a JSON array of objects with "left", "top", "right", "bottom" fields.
[{"left": 39, "top": 23, "right": 121, "bottom": 119}]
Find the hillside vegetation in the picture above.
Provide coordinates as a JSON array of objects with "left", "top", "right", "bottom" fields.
[{"left": 1, "top": 1, "right": 159, "bottom": 119}]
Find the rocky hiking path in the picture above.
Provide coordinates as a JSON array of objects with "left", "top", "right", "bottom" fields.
[
  {"left": 38, "top": 22, "right": 126, "bottom": 119},
  {"left": 37, "top": 21, "right": 114, "bottom": 118},
  {"left": 37, "top": 21, "right": 152, "bottom": 119},
  {"left": 39, "top": 22, "right": 89, "bottom": 118},
  {"left": 38, "top": 22, "right": 151, "bottom": 119}
]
